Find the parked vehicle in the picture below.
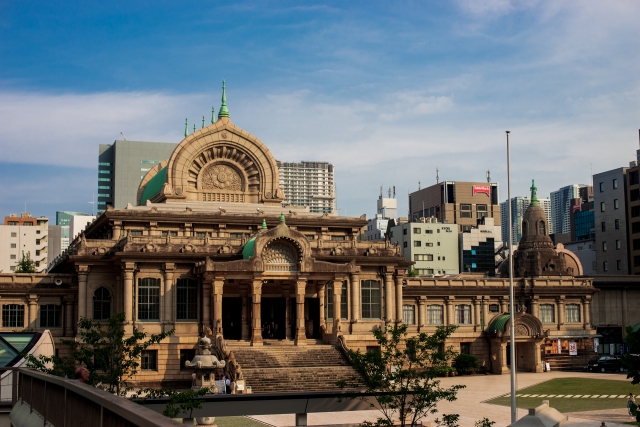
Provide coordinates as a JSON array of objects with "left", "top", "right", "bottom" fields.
[{"left": 587, "top": 355, "right": 625, "bottom": 372}]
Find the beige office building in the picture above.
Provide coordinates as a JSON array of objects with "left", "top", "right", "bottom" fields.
[{"left": 0, "top": 213, "right": 48, "bottom": 273}]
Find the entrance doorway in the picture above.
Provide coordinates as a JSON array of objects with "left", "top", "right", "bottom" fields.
[
  {"left": 261, "top": 298, "right": 286, "bottom": 340},
  {"left": 305, "top": 298, "right": 321, "bottom": 339},
  {"left": 222, "top": 297, "right": 242, "bottom": 340}
]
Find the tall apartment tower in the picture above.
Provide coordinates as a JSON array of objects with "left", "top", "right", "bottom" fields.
[
  {"left": 98, "top": 140, "right": 178, "bottom": 213},
  {"left": 500, "top": 197, "right": 552, "bottom": 247},
  {"left": 627, "top": 147, "right": 640, "bottom": 275},
  {"left": 594, "top": 167, "right": 628, "bottom": 274},
  {"left": 0, "top": 212, "right": 48, "bottom": 272},
  {"left": 276, "top": 161, "right": 336, "bottom": 214},
  {"left": 550, "top": 184, "right": 590, "bottom": 235}
]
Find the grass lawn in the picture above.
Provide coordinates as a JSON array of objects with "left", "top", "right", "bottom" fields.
[
  {"left": 485, "top": 377, "right": 639, "bottom": 413},
  {"left": 214, "top": 417, "right": 271, "bottom": 427}
]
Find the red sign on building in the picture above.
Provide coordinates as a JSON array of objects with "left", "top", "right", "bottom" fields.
[{"left": 472, "top": 185, "right": 491, "bottom": 197}]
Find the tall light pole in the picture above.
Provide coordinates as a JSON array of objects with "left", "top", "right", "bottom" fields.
[{"left": 506, "top": 130, "right": 517, "bottom": 423}]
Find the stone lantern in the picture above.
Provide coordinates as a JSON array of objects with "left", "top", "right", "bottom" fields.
[{"left": 185, "top": 334, "right": 226, "bottom": 390}]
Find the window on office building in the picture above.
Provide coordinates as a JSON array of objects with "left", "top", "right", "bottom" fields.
[
  {"left": 137, "top": 278, "right": 160, "bottom": 321},
  {"left": 361, "top": 280, "right": 381, "bottom": 319},
  {"left": 141, "top": 350, "right": 158, "bottom": 370},
  {"left": 460, "top": 342, "right": 471, "bottom": 355},
  {"left": 40, "top": 305, "right": 62, "bottom": 328},
  {"left": 414, "top": 241, "right": 421, "bottom": 247},
  {"left": 615, "top": 219, "right": 620, "bottom": 230},
  {"left": 402, "top": 305, "right": 415, "bottom": 325},
  {"left": 2, "top": 304, "right": 24, "bottom": 328},
  {"left": 455, "top": 304, "right": 471, "bottom": 324},
  {"left": 616, "top": 240, "right": 621, "bottom": 250},
  {"left": 460, "top": 204, "right": 472, "bottom": 218},
  {"left": 617, "top": 260, "right": 622, "bottom": 270},
  {"left": 602, "top": 242, "right": 607, "bottom": 252},
  {"left": 176, "top": 278, "right": 198, "bottom": 320},
  {"left": 601, "top": 222, "right": 606, "bottom": 232},
  {"left": 413, "top": 228, "right": 421, "bottom": 234},
  {"left": 540, "top": 304, "right": 555, "bottom": 323},
  {"left": 601, "top": 202, "right": 605, "bottom": 212},
  {"left": 427, "top": 305, "right": 443, "bottom": 325},
  {"left": 565, "top": 304, "right": 581, "bottom": 323},
  {"left": 599, "top": 182, "right": 604, "bottom": 192},
  {"left": 603, "top": 261, "right": 608, "bottom": 272},
  {"left": 488, "top": 304, "right": 499, "bottom": 313},
  {"left": 613, "top": 178, "right": 618, "bottom": 189},
  {"left": 93, "top": 287, "right": 111, "bottom": 320}
]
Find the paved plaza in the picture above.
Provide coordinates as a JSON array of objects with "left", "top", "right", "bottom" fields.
[{"left": 248, "top": 371, "right": 636, "bottom": 427}]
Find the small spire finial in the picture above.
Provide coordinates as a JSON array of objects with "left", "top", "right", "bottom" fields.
[
  {"left": 262, "top": 219, "right": 267, "bottom": 229},
  {"left": 184, "top": 118, "right": 188, "bottom": 137},
  {"left": 211, "top": 107, "right": 215, "bottom": 124},
  {"left": 218, "top": 80, "right": 230, "bottom": 119},
  {"left": 530, "top": 179, "right": 539, "bottom": 206},
  {"left": 193, "top": 123, "right": 196, "bottom": 133},
  {"left": 202, "top": 115, "right": 205, "bottom": 129},
  {"left": 279, "top": 212, "right": 285, "bottom": 223}
]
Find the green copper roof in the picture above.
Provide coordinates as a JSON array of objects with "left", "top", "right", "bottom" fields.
[
  {"left": 184, "top": 118, "right": 188, "bottom": 137},
  {"left": 218, "top": 80, "right": 230, "bottom": 119},
  {"left": 262, "top": 219, "right": 267, "bottom": 229},
  {"left": 530, "top": 179, "right": 539, "bottom": 207},
  {"left": 242, "top": 236, "right": 257, "bottom": 260},
  {"left": 279, "top": 213, "right": 285, "bottom": 223},
  {"left": 140, "top": 166, "right": 167, "bottom": 205},
  {"left": 211, "top": 107, "right": 215, "bottom": 124},
  {"left": 487, "top": 313, "right": 510, "bottom": 333}
]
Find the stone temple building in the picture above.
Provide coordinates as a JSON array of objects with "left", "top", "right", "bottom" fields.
[{"left": 0, "top": 84, "right": 602, "bottom": 390}]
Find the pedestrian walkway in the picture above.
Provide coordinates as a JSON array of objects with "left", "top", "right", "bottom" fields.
[{"left": 249, "top": 371, "right": 632, "bottom": 427}]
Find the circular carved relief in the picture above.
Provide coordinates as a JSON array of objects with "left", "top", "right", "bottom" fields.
[
  {"left": 221, "top": 132, "right": 228, "bottom": 139},
  {"left": 201, "top": 164, "right": 242, "bottom": 191},
  {"left": 515, "top": 324, "right": 529, "bottom": 336}
]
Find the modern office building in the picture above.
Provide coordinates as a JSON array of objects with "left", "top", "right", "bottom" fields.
[
  {"left": 593, "top": 167, "right": 628, "bottom": 274},
  {"left": 570, "top": 199, "right": 595, "bottom": 241},
  {"left": 365, "top": 214, "right": 389, "bottom": 241},
  {"left": 408, "top": 181, "right": 500, "bottom": 233},
  {"left": 459, "top": 217, "right": 501, "bottom": 276},
  {"left": 364, "top": 187, "right": 397, "bottom": 241},
  {"left": 389, "top": 218, "right": 459, "bottom": 276},
  {"left": 276, "top": 161, "right": 336, "bottom": 214},
  {"left": 98, "top": 140, "right": 178, "bottom": 213},
  {"left": 500, "top": 196, "right": 552, "bottom": 247},
  {"left": 48, "top": 211, "right": 93, "bottom": 261},
  {"left": 0, "top": 212, "right": 48, "bottom": 272},
  {"left": 564, "top": 240, "right": 597, "bottom": 275},
  {"left": 626, "top": 153, "right": 640, "bottom": 275},
  {"left": 550, "top": 184, "right": 590, "bottom": 235}
]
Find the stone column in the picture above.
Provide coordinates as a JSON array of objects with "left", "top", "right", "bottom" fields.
[
  {"left": 384, "top": 271, "right": 394, "bottom": 323},
  {"left": 531, "top": 296, "right": 539, "bottom": 319},
  {"left": 582, "top": 297, "right": 591, "bottom": 331},
  {"left": 64, "top": 295, "right": 75, "bottom": 336},
  {"left": 295, "top": 280, "right": 307, "bottom": 346},
  {"left": 163, "top": 263, "right": 175, "bottom": 332},
  {"left": 317, "top": 283, "right": 326, "bottom": 330},
  {"left": 556, "top": 296, "right": 565, "bottom": 331},
  {"left": 76, "top": 265, "right": 90, "bottom": 321},
  {"left": 533, "top": 342, "right": 543, "bottom": 372},
  {"left": 251, "top": 279, "right": 262, "bottom": 346},
  {"left": 241, "top": 295, "right": 250, "bottom": 340},
  {"left": 395, "top": 274, "right": 403, "bottom": 324},
  {"left": 472, "top": 297, "right": 480, "bottom": 332},
  {"left": 122, "top": 263, "right": 135, "bottom": 334},
  {"left": 202, "top": 279, "right": 212, "bottom": 332},
  {"left": 350, "top": 273, "right": 360, "bottom": 324},
  {"left": 499, "top": 296, "right": 506, "bottom": 314},
  {"left": 417, "top": 297, "right": 426, "bottom": 330},
  {"left": 27, "top": 295, "right": 38, "bottom": 329},
  {"left": 445, "top": 297, "right": 455, "bottom": 326},
  {"left": 213, "top": 278, "right": 224, "bottom": 336},
  {"left": 333, "top": 279, "right": 342, "bottom": 335}
]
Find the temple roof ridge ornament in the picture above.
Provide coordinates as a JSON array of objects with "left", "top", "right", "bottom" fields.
[
  {"left": 218, "top": 80, "right": 230, "bottom": 119},
  {"left": 184, "top": 117, "right": 188, "bottom": 137},
  {"left": 530, "top": 179, "right": 539, "bottom": 207}
]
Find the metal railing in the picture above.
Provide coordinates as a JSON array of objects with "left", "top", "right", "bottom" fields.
[{"left": 9, "top": 368, "right": 181, "bottom": 427}]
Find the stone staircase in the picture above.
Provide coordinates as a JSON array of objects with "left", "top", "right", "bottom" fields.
[
  {"left": 543, "top": 353, "right": 591, "bottom": 371},
  {"left": 227, "top": 342, "right": 364, "bottom": 394}
]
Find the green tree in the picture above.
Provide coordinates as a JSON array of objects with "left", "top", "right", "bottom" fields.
[
  {"left": 623, "top": 325, "right": 640, "bottom": 385},
  {"left": 338, "top": 323, "right": 465, "bottom": 427},
  {"left": 25, "top": 312, "right": 173, "bottom": 395},
  {"left": 407, "top": 267, "right": 419, "bottom": 278},
  {"left": 15, "top": 251, "right": 37, "bottom": 273},
  {"left": 136, "top": 387, "right": 212, "bottom": 419}
]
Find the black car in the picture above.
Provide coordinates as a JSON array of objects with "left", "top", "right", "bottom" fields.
[{"left": 587, "top": 355, "right": 625, "bottom": 372}]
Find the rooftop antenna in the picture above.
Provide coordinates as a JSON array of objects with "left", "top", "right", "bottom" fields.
[
  {"left": 193, "top": 124, "right": 196, "bottom": 133},
  {"left": 202, "top": 115, "right": 205, "bottom": 129},
  {"left": 380, "top": 185, "right": 383, "bottom": 198},
  {"left": 418, "top": 181, "right": 421, "bottom": 190},
  {"left": 88, "top": 193, "right": 95, "bottom": 216},
  {"left": 388, "top": 187, "right": 391, "bottom": 198},
  {"left": 211, "top": 107, "right": 215, "bottom": 124},
  {"left": 487, "top": 169, "right": 491, "bottom": 183},
  {"left": 436, "top": 168, "right": 440, "bottom": 184},
  {"left": 120, "top": 132, "right": 127, "bottom": 141},
  {"left": 393, "top": 186, "right": 396, "bottom": 198}
]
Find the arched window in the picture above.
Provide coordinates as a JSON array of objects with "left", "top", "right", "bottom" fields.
[
  {"left": 522, "top": 220, "right": 528, "bottom": 236},
  {"left": 93, "top": 287, "right": 111, "bottom": 320},
  {"left": 538, "top": 221, "right": 546, "bottom": 236}
]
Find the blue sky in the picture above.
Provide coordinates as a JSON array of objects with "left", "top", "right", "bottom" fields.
[{"left": 1, "top": 0, "right": 639, "bottom": 220}]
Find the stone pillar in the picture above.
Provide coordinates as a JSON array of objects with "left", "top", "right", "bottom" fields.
[
  {"left": 582, "top": 297, "right": 591, "bottom": 331},
  {"left": 76, "top": 265, "right": 90, "bottom": 321},
  {"left": 556, "top": 296, "right": 565, "bottom": 331},
  {"left": 499, "top": 296, "right": 506, "bottom": 314},
  {"left": 394, "top": 274, "right": 403, "bottom": 324},
  {"left": 163, "top": 263, "right": 175, "bottom": 331},
  {"left": 122, "top": 263, "right": 135, "bottom": 334},
  {"left": 202, "top": 279, "right": 212, "bottom": 332},
  {"left": 445, "top": 297, "right": 455, "bottom": 326},
  {"left": 251, "top": 280, "right": 262, "bottom": 346},
  {"left": 64, "top": 295, "right": 75, "bottom": 336},
  {"left": 384, "top": 271, "right": 394, "bottom": 323},
  {"left": 333, "top": 279, "right": 342, "bottom": 335},
  {"left": 317, "top": 283, "right": 326, "bottom": 330},
  {"left": 27, "top": 295, "right": 38, "bottom": 329},
  {"left": 295, "top": 280, "right": 306, "bottom": 346},
  {"left": 350, "top": 273, "right": 360, "bottom": 324},
  {"left": 213, "top": 279, "right": 224, "bottom": 336},
  {"left": 417, "top": 297, "right": 426, "bottom": 330},
  {"left": 531, "top": 296, "right": 539, "bottom": 319},
  {"left": 472, "top": 297, "right": 480, "bottom": 332}
]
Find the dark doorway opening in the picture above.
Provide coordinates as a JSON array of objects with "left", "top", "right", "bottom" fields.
[
  {"left": 222, "top": 297, "right": 242, "bottom": 340},
  {"left": 305, "top": 298, "right": 321, "bottom": 339},
  {"left": 261, "top": 298, "right": 286, "bottom": 340}
]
